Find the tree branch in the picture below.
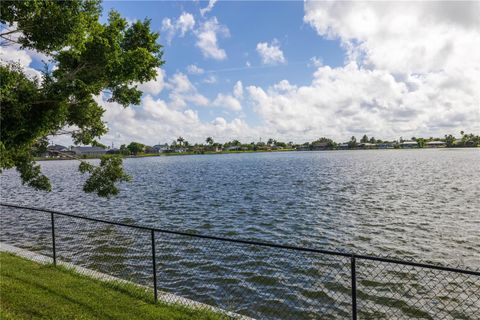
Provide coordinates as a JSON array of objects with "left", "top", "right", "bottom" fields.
[{"left": 0, "top": 29, "right": 22, "bottom": 37}]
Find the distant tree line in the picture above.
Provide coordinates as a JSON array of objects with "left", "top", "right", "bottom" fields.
[{"left": 102, "top": 131, "right": 479, "bottom": 156}]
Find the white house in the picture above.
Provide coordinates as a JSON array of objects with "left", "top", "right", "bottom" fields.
[
  {"left": 152, "top": 144, "right": 170, "bottom": 153},
  {"left": 71, "top": 146, "right": 107, "bottom": 156},
  {"left": 426, "top": 141, "right": 446, "bottom": 148}
]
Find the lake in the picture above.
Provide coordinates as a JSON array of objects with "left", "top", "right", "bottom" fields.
[{"left": 1, "top": 149, "right": 479, "bottom": 318}]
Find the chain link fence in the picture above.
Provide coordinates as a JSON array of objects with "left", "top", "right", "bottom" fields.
[{"left": 1, "top": 203, "right": 479, "bottom": 319}]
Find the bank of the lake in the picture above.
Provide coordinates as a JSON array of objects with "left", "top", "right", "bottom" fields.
[
  {"left": 0, "top": 252, "right": 222, "bottom": 320},
  {"left": 34, "top": 148, "right": 297, "bottom": 161}
]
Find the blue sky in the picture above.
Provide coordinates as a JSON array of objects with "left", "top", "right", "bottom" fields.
[
  {"left": 3, "top": 1, "right": 478, "bottom": 145},
  {"left": 101, "top": 0, "right": 346, "bottom": 129}
]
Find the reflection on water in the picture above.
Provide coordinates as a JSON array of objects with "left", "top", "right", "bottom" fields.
[{"left": 1, "top": 149, "right": 479, "bottom": 318}]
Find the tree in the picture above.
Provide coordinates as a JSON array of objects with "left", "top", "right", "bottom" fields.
[
  {"left": 361, "top": 135, "right": 369, "bottom": 143},
  {"left": 267, "top": 138, "right": 274, "bottom": 146},
  {"left": 369, "top": 137, "right": 376, "bottom": 144},
  {"left": 206, "top": 137, "right": 214, "bottom": 145},
  {"left": 0, "top": 0, "right": 164, "bottom": 197},
  {"left": 31, "top": 137, "right": 49, "bottom": 157},
  {"left": 444, "top": 134, "right": 456, "bottom": 147},
  {"left": 127, "top": 142, "right": 145, "bottom": 156},
  {"left": 177, "top": 137, "right": 184, "bottom": 146},
  {"left": 119, "top": 144, "right": 130, "bottom": 155},
  {"left": 416, "top": 138, "right": 426, "bottom": 148},
  {"left": 348, "top": 136, "right": 357, "bottom": 148}
]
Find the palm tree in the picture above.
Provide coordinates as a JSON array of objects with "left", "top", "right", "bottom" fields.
[
  {"left": 206, "top": 137, "right": 214, "bottom": 145},
  {"left": 177, "top": 136, "right": 184, "bottom": 146}
]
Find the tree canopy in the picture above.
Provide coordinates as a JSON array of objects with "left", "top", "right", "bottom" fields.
[{"left": 0, "top": 0, "right": 164, "bottom": 197}]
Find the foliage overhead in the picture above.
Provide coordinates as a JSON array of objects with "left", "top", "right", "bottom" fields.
[{"left": 0, "top": 0, "right": 164, "bottom": 197}]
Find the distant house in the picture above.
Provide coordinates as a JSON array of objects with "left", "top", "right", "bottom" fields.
[
  {"left": 426, "top": 141, "right": 446, "bottom": 148},
  {"left": 225, "top": 145, "right": 241, "bottom": 151},
  {"left": 71, "top": 146, "right": 107, "bottom": 156},
  {"left": 454, "top": 139, "right": 476, "bottom": 147},
  {"left": 357, "top": 143, "right": 377, "bottom": 149},
  {"left": 377, "top": 142, "right": 395, "bottom": 149},
  {"left": 337, "top": 143, "right": 349, "bottom": 150},
  {"left": 48, "top": 144, "right": 68, "bottom": 152},
  {"left": 46, "top": 144, "right": 75, "bottom": 157},
  {"left": 152, "top": 144, "right": 170, "bottom": 153},
  {"left": 296, "top": 144, "right": 310, "bottom": 151},
  {"left": 400, "top": 141, "right": 418, "bottom": 148},
  {"left": 106, "top": 148, "right": 120, "bottom": 154},
  {"left": 311, "top": 142, "right": 329, "bottom": 150}
]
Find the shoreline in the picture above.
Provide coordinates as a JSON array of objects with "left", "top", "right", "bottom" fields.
[{"left": 34, "top": 146, "right": 478, "bottom": 161}]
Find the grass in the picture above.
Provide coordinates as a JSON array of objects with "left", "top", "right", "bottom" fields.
[{"left": 0, "top": 252, "right": 222, "bottom": 320}]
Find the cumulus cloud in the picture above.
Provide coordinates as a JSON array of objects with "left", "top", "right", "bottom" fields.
[
  {"left": 309, "top": 56, "right": 323, "bottom": 68},
  {"left": 233, "top": 81, "right": 243, "bottom": 99},
  {"left": 161, "top": 12, "right": 196, "bottom": 44},
  {"left": 177, "top": 12, "right": 196, "bottom": 36},
  {"left": 186, "top": 64, "right": 205, "bottom": 75},
  {"left": 137, "top": 68, "right": 165, "bottom": 96},
  {"left": 203, "top": 74, "right": 217, "bottom": 84},
  {"left": 303, "top": 1, "right": 480, "bottom": 75},
  {"left": 167, "top": 72, "right": 209, "bottom": 108},
  {"left": 242, "top": 1, "right": 480, "bottom": 141},
  {"left": 200, "top": 0, "right": 218, "bottom": 16},
  {"left": 0, "top": 45, "right": 48, "bottom": 79},
  {"left": 213, "top": 94, "right": 242, "bottom": 111},
  {"left": 96, "top": 93, "right": 251, "bottom": 146},
  {"left": 256, "top": 39, "right": 286, "bottom": 65},
  {"left": 52, "top": 1, "right": 480, "bottom": 146},
  {"left": 195, "top": 17, "right": 229, "bottom": 60},
  {"left": 211, "top": 81, "right": 244, "bottom": 111}
]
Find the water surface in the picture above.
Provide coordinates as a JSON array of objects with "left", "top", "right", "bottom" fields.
[{"left": 1, "top": 149, "right": 479, "bottom": 318}]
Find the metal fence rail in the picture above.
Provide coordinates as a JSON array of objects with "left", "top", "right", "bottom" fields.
[{"left": 1, "top": 202, "right": 479, "bottom": 319}]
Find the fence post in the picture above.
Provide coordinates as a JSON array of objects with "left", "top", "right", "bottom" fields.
[
  {"left": 151, "top": 229, "right": 158, "bottom": 303},
  {"left": 51, "top": 212, "right": 57, "bottom": 266},
  {"left": 351, "top": 255, "right": 357, "bottom": 320}
]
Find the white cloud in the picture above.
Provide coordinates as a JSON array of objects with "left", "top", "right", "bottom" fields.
[
  {"left": 160, "top": 18, "right": 175, "bottom": 44},
  {"left": 213, "top": 93, "right": 242, "bottom": 111},
  {"left": 161, "top": 12, "right": 196, "bottom": 44},
  {"left": 177, "top": 12, "right": 196, "bottom": 36},
  {"left": 309, "top": 56, "right": 323, "bottom": 68},
  {"left": 233, "top": 81, "right": 243, "bottom": 99},
  {"left": 167, "top": 72, "right": 209, "bottom": 108},
  {"left": 0, "top": 44, "right": 44, "bottom": 79},
  {"left": 95, "top": 93, "right": 251, "bottom": 146},
  {"left": 241, "top": 1, "right": 480, "bottom": 141},
  {"left": 303, "top": 1, "right": 480, "bottom": 75},
  {"left": 137, "top": 68, "right": 165, "bottom": 96},
  {"left": 203, "top": 74, "right": 217, "bottom": 84},
  {"left": 186, "top": 64, "right": 205, "bottom": 75},
  {"left": 195, "top": 17, "right": 229, "bottom": 60},
  {"left": 211, "top": 81, "right": 244, "bottom": 112},
  {"left": 200, "top": 0, "right": 218, "bottom": 16},
  {"left": 256, "top": 39, "right": 286, "bottom": 65},
  {"left": 52, "top": 1, "right": 480, "bottom": 146}
]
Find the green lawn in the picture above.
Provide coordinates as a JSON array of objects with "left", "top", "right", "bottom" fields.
[{"left": 0, "top": 252, "right": 222, "bottom": 320}]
